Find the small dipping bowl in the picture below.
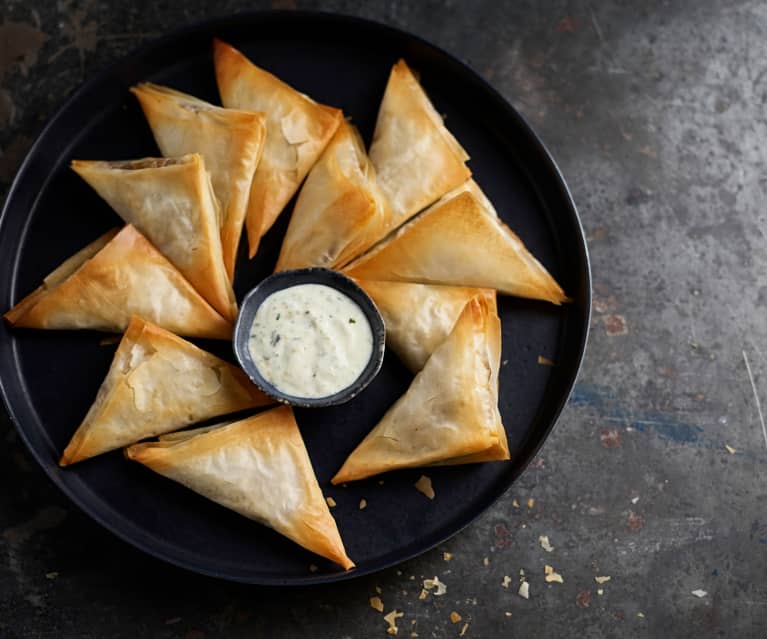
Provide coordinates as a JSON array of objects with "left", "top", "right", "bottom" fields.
[{"left": 233, "top": 268, "right": 386, "bottom": 408}]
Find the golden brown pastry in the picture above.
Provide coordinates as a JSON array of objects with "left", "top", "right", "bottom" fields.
[
  {"left": 59, "top": 316, "right": 269, "bottom": 466},
  {"left": 213, "top": 39, "right": 343, "bottom": 257},
  {"left": 369, "top": 59, "right": 471, "bottom": 235},
  {"left": 71, "top": 154, "right": 237, "bottom": 320},
  {"left": 126, "top": 406, "right": 355, "bottom": 570},
  {"left": 130, "top": 83, "right": 266, "bottom": 281},
  {"left": 332, "top": 295, "right": 509, "bottom": 483},
  {"left": 345, "top": 183, "right": 569, "bottom": 304},
  {"left": 355, "top": 279, "right": 495, "bottom": 372},
  {"left": 3, "top": 225, "right": 233, "bottom": 339},
  {"left": 275, "top": 121, "right": 391, "bottom": 271}
]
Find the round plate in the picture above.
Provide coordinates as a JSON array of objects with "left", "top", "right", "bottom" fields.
[{"left": 0, "top": 11, "right": 591, "bottom": 585}]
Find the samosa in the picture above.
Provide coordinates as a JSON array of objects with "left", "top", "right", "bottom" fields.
[
  {"left": 130, "top": 83, "right": 266, "bottom": 280},
  {"left": 355, "top": 279, "right": 495, "bottom": 372},
  {"left": 369, "top": 59, "right": 471, "bottom": 235},
  {"left": 3, "top": 225, "right": 233, "bottom": 339},
  {"left": 214, "top": 39, "right": 343, "bottom": 257},
  {"left": 126, "top": 406, "right": 355, "bottom": 570},
  {"left": 275, "top": 121, "right": 390, "bottom": 271},
  {"left": 345, "top": 183, "right": 568, "bottom": 305},
  {"left": 59, "top": 316, "right": 269, "bottom": 466},
  {"left": 332, "top": 295, "right": 509, "bottom": 483},
  {"left": 71, "top": 154, "right": 236, "bottom": 320}
]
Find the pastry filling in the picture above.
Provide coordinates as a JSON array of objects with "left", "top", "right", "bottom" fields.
[{"left": 248, "top": 284, "right": 373, "bottom": 398}]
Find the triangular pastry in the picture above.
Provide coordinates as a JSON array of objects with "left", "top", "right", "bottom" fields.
[
  {"left": 214, "top": 39, "right": 343, "bottom": 257},
  {"left": 130, "top": 83, "right": 266, "bottom": 280},
  {"left": 126, "top": 406, "right": 355, "bottom": 570},
  {"left": 332, "top": 295, "right": 509, "bottom": 483},
  {"left": 369, "top": 59, "right": 471, "bottom": 235},
  {"left": 275, "top": 120, "right": 391, "bottom": 271},
  {"left": 345, "top": 183, "right": 568, "bottom": 304},
  {"left": 59, "top": 316, "right": 269, "bottom": 466},
  {"left": 3, "top": 225, "right": 233, "bottom": 339},
  {"left": 71, "top": 154, "right": 237, "bottom": 320},
  {"left": 355, "top": 279, "right": 495, "bottom": 372}
]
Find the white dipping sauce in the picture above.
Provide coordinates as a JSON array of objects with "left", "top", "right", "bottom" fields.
[{"left": 248, "top": 284, "right": 373, "bottom": 398}]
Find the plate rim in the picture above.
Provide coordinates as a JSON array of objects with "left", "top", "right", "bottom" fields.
[{"left": 0, "top": 9, "right": 592, "bottom": 586}]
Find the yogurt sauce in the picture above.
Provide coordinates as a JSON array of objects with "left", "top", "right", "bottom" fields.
[{"left": 248, "top": 283, "right": 373, "bottom": 398}]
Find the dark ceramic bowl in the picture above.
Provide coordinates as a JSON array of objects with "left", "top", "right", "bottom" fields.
[{"left": 233, "top": 268, "right": 386, "bottom": 408}]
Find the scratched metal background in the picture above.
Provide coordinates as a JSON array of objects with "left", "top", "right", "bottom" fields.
[{"left": 1, "top": 1, "right": 765, "bottom": 637}]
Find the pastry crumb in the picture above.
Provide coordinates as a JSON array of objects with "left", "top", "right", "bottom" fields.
[
  {"left": 527, "top": 498, "right": 535, "bottom": 509},
  {"left": 512, "top": 499, "right": 520, "bottom": 508},
  {"left": 359, "top": 498, "right": 367, "bottom": 510},
  {"left": 519, "top": 568, "right": 525, "bottom": 577},
  {"left": 45, "top": 571, "right": 59, "bottom": 580},
  {"left": 376, "top": 586, "right": 382, "bottom": 594},
  {"left": 384, "top": 610, "right": 404, "bottom": 635},
  {"left": 501, "top": 575, "right": 512, "bottom": 589},
  {"left": 98, "top": 336, "right": 121, "bottom": 346},
  {"left": 504, "top": 611, "right": 513, "bottom": 617},
  {"left": 692, "top": 589, "right": 707, "bottom": 598},
  {"left": 326, "top": 497, "right": 336, "bottom": 507},
  {"left": 537, "top": 355, "right": 555, "bottom": 366},
  {"left": 414, "top": 475, "right": 435, "bottom": 499},
  {"left": 538, "top": 535, "right": 554, "bottom": 552},
  {"left": 460, "top": 622, "right": 469, "bottom": 636},
  {"left": 370, "top": 596, "right": 384, "bottom": 612},
  {"left": 309, "top": 564, "right": 318, "bottom": 573},
  {"left": 443, "top": 552, "right": 453, "bottom": 561},
  {"left": 594, "top": 576, "right": 611, "bottom": 584},
  {"left": 637, "top": 612, "right": 645, "bottom": 618},
  {"left": 449, "top": 611, "right": 462, "bottom": 624},
  {"left": 379, "top": 479, "right": 385, "bottom": 485},
  {"left": 725, "top": 444, "right": 736, "bottom": 454},
  {"left": 482, "top": 557, "right": 489, "bottom": 567},
  {"left": 597, "top": 588, "right": 604, "bottom": 596},
  {"left": 423, "top": 576, "right": 447, "bottom": 596},
  {"left": 418, "top": 589, "right": 428, "bottom": 600},
  {"left": 544, "top": 565, "right": 563, "bottom": 584},
  {"left": 518, "top": 581, "right": 530, "bottom": 599}
]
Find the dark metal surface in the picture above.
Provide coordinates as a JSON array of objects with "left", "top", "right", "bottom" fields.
[
  {"left": 0, "top": 12, "right": 588, "bottom": 586},
  {"left": 232, "top": 267, "right": 387, "bottom": 408}
]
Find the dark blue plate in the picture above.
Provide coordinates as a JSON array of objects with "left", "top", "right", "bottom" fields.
[{"left": 0, "top": 11, "right": 591, "bottom": 585}]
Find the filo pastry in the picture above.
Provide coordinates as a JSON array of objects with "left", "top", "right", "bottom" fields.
[
  {"left": 3, "top": 225, "right": 232, "bottom": 339},
  {"left": 126, "top": 406, "right": 355, "bottom": 570},
  {"left": 275, "top": 120, "right": 391, "bottom": 271},
  {"left": 355, "top": 279, "right": 495, "bottom": 373},
  {"left": 345, "top": 181, "right": 569, "bottom": 305},
  {"left": 369, "top": 59, "right": 471, "bottom": 236},
  {"left": 130, "top": 83, "right": 266, "bottom": 281},
  {"left": 71, "top": 154, "right": 237, "bottom": 320},
  {"left": 332, "top": 295, "right": 509, "bottom": 483},
  {"left": 214, "top": 39, "right": 343, "bottom": 257},
  {"left": 60, "top": 316, "right": 270, "bottom": 466}
]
